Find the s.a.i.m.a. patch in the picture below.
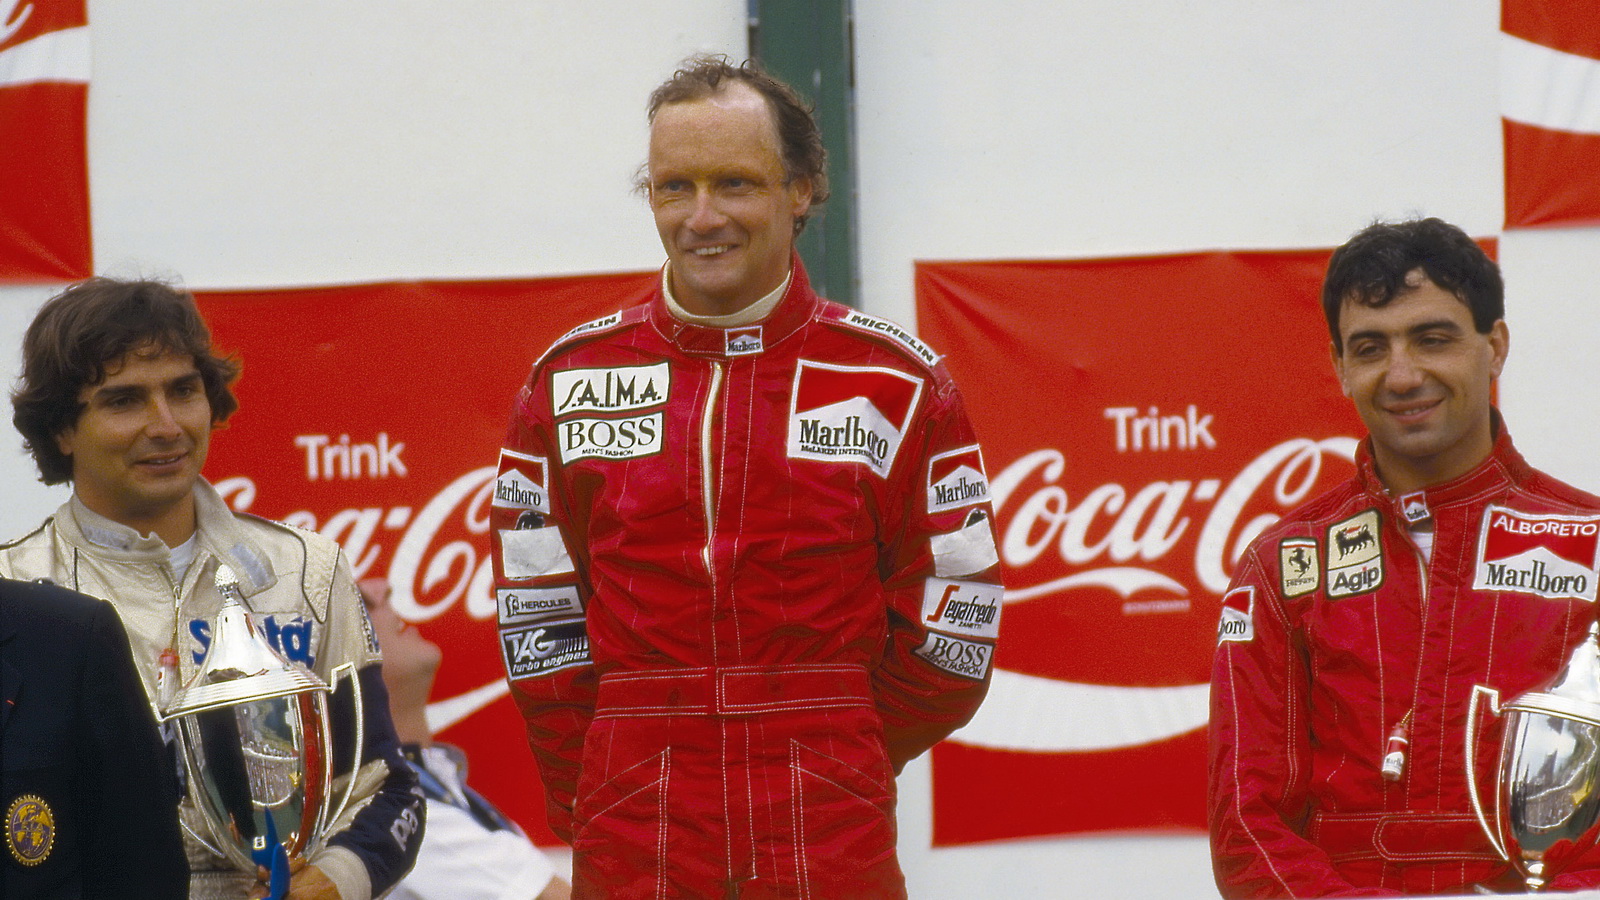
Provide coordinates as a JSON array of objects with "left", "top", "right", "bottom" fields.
[{"left": 6, "top": 794, "right": 54, "bottom": 866}]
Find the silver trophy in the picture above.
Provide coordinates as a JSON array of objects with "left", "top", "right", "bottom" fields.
[
  {"left": 161, "top": 565, "right": 363, "bottom": 899},
  {"left": 1466, "top": 622, "right": 1600, "bottom": 891}
]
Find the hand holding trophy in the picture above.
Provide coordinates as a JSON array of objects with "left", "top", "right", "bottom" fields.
[
  {"left": 161, "top": 565, "right": 363, "bottom": 900},
  {"left": 1466, "top": 621, "right": 1600, "bottom": 891}
]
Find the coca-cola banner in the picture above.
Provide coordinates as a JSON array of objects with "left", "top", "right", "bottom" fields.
[
  {"left": 1502, "top": 0, "right": 1600, "bottom": 228},
  {"left": 195, "top": 273, "right": 655, "bottom": 841},
  {"left": 916, "top": 252, "right": 1368, "bottom": 843},
  {"left": 0, "top": 0, "right": 92, "bottom": 281}
]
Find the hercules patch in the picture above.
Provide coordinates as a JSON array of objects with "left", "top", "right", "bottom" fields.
[
  {"left": 1473, "top": 506, "right": 1600, "bottom": 602},
  {"left": 1217, "top": 585, "right": 1254, "bottom": 643},
  {"left": 1279, "top": 538, "right": 1319, "bottom": 598},
  {"left": 6, "top": 794, "right": 53, "bottom": 866},
  {"left": 1326, "top": 510, "right": 1384, "bottom": 598},
  {"left": 497, "top": 585, "right": 584, "bottom": 626}
]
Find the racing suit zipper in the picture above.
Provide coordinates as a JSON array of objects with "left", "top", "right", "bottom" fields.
[
  {"left": 1398, "top": 522, "right": 1430, "bottom": 792},
  {"left": 700, "top": 361, "right": 724, "bottom": 575}
]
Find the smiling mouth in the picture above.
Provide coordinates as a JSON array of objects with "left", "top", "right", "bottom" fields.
[
  {"left": 690, "top": 244, "right": 734, "bottom": 257},
  {"left": 1385, "top": 398, "right": 1441, "bottom": 421}
]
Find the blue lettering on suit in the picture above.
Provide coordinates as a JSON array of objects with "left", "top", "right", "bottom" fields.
[{"left": 190, "top": 615, "right": 316, "bottom": 667}]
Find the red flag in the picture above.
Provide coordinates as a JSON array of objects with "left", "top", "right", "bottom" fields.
[
  {"left": 1502, "top": 0, "right": 1600, "bottom": 228},
  {"left": 917, "top": 251, "right": 1367, "bottom": 844},
  {"left": 0, "top": 0, "right": 91, "bottom": 281},
  {"left": 196, "top": 273, "right": 656, "bottom": 843}
]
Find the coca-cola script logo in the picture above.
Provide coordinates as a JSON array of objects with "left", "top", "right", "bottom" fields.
[
  {"left": 952, "top": 434, "right": 1358, "bottom": 751},
  {"left": 916, "top": 252, "right": 1364, "bottom": 842}
]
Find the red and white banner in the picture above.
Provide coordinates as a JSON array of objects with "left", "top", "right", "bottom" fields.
[
  {"left": 195, "top": 273, "right": 655, "bottom": 843},
  {"left": 0, "top": 0, "right": 91, "bottom": 281},
  {"left": 1502, "top": 0, "right": 1600, "bottom": 228},
  {"left": 917, "top": 252, "right": 1367, "bottom": 844}
]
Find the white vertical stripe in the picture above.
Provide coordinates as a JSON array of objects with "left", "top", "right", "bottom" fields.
[
  {"left": 0, "top": 25, "right": 90, "bottom": 88},
  {"left": 1502, "top": 32, "right": 1600, "bottom": 135}
]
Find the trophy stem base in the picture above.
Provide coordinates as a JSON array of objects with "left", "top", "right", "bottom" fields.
[{"left": 1525, "top": 860, "right": 1547, "bottom": 892}]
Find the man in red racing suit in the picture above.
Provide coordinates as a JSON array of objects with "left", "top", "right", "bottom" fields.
[
  {"left": 1209, "top": 218, "right": 1600, "bottom": 896},
  {"left": 491, "top": 57, "right": 999, "bottom": 899}
]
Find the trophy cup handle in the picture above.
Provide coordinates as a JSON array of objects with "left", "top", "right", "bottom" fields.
[
  {"left": 315, "top": 662, "right": 366, "bottom": 852},
  {"left": 1466, "top": 684, "right": 1509, "bottom": 862}
]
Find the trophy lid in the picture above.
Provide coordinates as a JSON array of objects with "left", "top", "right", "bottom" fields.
[
  {"left": 1505, "top": 621, "right": 1600, "bottom": 726},
  {"left": 162, "top": 564, "right": 328, "bottom": 720}
]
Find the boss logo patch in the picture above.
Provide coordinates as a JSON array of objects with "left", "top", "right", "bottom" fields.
[
  {"left": 1326, "top": 510, "right": 1384, "bottom": 598},
  {"left": 557, "top": 413, "right": 663, "bottom": 462},
  {"left": 913, "top": 632, "right": 993, "bottom": 680}
]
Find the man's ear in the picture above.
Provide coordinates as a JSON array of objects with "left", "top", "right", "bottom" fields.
[
  {"left": 1487, "top": 319, "right": 1509, "bottom": 379},
  {"left": 54, "top": 426, "right": 75, "bottom": 459}
]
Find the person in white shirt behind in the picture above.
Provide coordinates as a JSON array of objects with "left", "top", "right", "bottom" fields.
[{"left": 359, "top": 578, "right": 571, "bottom": 900}]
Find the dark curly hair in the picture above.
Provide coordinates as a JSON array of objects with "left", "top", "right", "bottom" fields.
[
  {"left": 1322, "top": 218, "right": 1503, "bottom": 353},
  {"left": 12, "top": 277, "right": 240, "bottom": 485},
  {"left": 640, "top": 54, "right": 829, "bottom": 234}
]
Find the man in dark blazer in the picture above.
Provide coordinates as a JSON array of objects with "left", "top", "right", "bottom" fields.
[{"left": 1, "top": 576, "right": 187, "bottom": 899}]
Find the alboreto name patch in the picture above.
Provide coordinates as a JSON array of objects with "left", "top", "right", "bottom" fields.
[{"left": 1473, "top": 506, "right": 1600, "bottom": 602}]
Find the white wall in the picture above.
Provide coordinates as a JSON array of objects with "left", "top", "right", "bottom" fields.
[{"left": 5, "top": 2, "right": 1598, "bottom": 898}]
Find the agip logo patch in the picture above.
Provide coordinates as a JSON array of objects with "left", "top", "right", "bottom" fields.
[
  {"left": 788, "top": 360, "right": 924, "bottom": 478},
  {"left": 1326, "top": 510, "right": 1384, "bottom": 598},
  {"left": 1279, "top": 537, "right": 1319, "bottom": 598},
  {"left": 1473, "top": 506, "right": 1600, "bottom": 602}
]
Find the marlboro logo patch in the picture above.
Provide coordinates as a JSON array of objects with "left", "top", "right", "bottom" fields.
[
  {"left": 1279, "top": 538, "right": 1319, "bottom": 598},
  {"left": 1326, "top": 510, "right": 1383, "bottom": 598},
  {"left": 1473, "top": 506, "right": 1600, "bottom": 602},
  {"left": 788, "top": 360, "right": 924, "bottom": 478},
  {"left": 928, "top": 445, "right": 991, "bottom": 514},
  {"left": 493, "top": 448, "right": 549, "bottom": 516},
  {"left": 1217, "top": 585, "right": 1254, "bottom": 643}
]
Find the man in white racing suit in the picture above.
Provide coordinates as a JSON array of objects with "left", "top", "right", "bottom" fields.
[{"left": 1, "top": 277, "right": 423, "bottom": 900}]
